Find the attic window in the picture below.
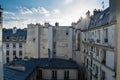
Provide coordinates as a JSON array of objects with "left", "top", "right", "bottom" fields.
[
  {"left": 66, "top": 31, "right": 69, "bottom": 35},
  {"left": 99, "top": 14, "right": 104, "bottom": 20},
  {"left": 6, "top": 36, "right": 10, "bottom": 40},
  {"left": 12, "top": 36, "right": 16, "bottom": 41}
]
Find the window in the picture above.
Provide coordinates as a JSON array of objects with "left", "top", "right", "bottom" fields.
[
  {"left": 96, "top": 48, "right": 99, "bottom": 56},
  {"left": 77, "top": 33, "right": 80, "bottom": 51},
  {"left": 64, "top": 71, "right": 69, "bottom": 80},
  {"left": 13, "top": 43, "right": 16, "bottom": 48},
  {"left": 102, "top": 50, "right": 106, "bottom": 65},
  {"left": 6, "top": 43, "right": 9, "bottom": 49},
  {"left": 12, "top": 36, "right": 16, "bottom": 41},
  {"left": 52, "top": 70, "right": 57, "bottom": 79},
  {"left": 6, "top": 57, "right": 9, "bottom": 63},
  {"left": 13, "top": 51, "right": 16, "bottom": 56},
  {"left": 19, "top": 51, "right": 22, "bottom": 56},
  {"left": 19, "top": 36, "right": 23, "bottom": 40},
  {"left": 6, "top": 36, "right": 10, "bottom": 40},
  {"left": 6, "top": 50, "right": 9, "bottom": 56},
  {"left": 101, "top": 70, "right": 105, "bottom": 80},
  {"left": 19, "top": 43, "right": 22, "bottom": 48},
  {"left": 95, "top": 66, "right": 98, "bottom": 78},
  {"left": 104, "top": 29, "right": 108, "bottom": 43}
]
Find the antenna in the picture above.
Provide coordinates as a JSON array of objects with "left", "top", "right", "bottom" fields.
[{"left": 102, "top": 1, "right": 105, "bottom": 10}]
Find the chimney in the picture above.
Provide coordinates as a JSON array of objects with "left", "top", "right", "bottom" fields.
[
  {"left": 86, "top": 10, "right": 90, "bottom": 17},
  {"left": 44, "top": 22, "right": 50, "bottom": 27},
  {"left": 55, "top": 22, "right": 59, "bottom": 26},
  {"left": 93, "top": 9, "right": 101, "bottom": 15},
  {"left": 109, "top": 0, "right": 117, "bottom": 23}
]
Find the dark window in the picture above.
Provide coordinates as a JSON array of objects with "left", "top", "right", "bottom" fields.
[
  {"left": 13, "top": 43, "right": 16, "bottom": 48},
  {"left": 6, "top": 57, "right": 9, "bottom": 63},
  {"left": 6, "top": 50, "right": 9, "bottom": 56},
  {"left": 102, "top": 50, "right": 106, "bottom": 65},
  {"left": 64, "top": 71, "right": 69, "bottom": 80},
  {"left": 19, "top": 51, "right": 22, "bottom": 56},
  {"left": 13, "top": 51, "right": 16, "bottom": 56},
  {"left": 77, "top": 33, "right": 80, "bottom": 51},
  {"left": 96, "top": 48, "right": 99, "bottom": 56},
  {"left": 52, "top": 71, "right": 57, "bottom": 80},
  {"left": 6, "top": 43, "right": 9, "bottom": 48},
  {"left": 101, "top": 70, "right": 105, "bottom": 80},
  {"left": 104, "top": 29, "right": 108, "bottom": 43},
  {"left": 19, "top": 43, "right": 22, "bottom": 48},
  {"left": 6, "top": 36, "right": 10, "bottom": 40}
]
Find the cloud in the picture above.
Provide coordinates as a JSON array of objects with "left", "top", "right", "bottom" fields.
[
  {"left": 19, "top": 7, "right": 33, "bottom": 14},
  {"left": 38, "top": 7, "right": 49, "bottom": 14},
  {"left": 3, "top": 11, "right": 15, "bottom": 15},
  {"left": 3, "top": 16, "right": 26, "bottom": 21},
  {"left": 64, "top": 0, "right": 74, "bottom": 5},
  {"left": 18, "top": 6, "right": 50, "bottom": 17},
  {"left": 53, "top": 9, "right": 60, "bottom": 14}
]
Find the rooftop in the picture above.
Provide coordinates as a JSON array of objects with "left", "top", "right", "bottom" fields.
[
  {"left": 4, "top": 58, "right": 78, "bottom": 80},
  {"left": 3, "top": 28, "right": 27, "bottom": 42}
]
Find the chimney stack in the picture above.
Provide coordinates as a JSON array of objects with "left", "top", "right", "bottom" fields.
[{"left": 55, "top": 22, "right": 59, "bottom": 26}]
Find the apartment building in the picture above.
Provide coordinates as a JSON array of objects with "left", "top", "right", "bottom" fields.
[
  {"left": 0, "top": 6, "right": 3, "bottom": 80},
  {"left": 25, "top": 22, "right": 75, "bottom": 60},
  {"left": 2, "top": 28, "right": 27, "bottom": 63},
  {"left": 74, "top": 0, "right": 117, "bottom": 80}
]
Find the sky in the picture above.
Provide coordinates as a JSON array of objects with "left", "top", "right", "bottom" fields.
[{"left": 0, "top": 0, "right": 109, "bottom": 28}]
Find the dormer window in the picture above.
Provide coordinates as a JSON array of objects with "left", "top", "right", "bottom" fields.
[
  {"left": 19, "top": 35, "right": 24, "bottom": 41},
  {"left": 12, "top": 36, "right": 16, "bottom": 41},
  {"left": 6, "top": 36, "right": 10, "bottom": 40},
  {"left": 99, "top": 14, "right": 104, "bottom": 20}
]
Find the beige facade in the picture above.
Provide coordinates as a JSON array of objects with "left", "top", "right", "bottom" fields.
[
  {"left": 40, "top": 69, "right": 78, "bottom": 80},
  {"left": 25, "top": 23, "right": 75, "bottom": 60}
]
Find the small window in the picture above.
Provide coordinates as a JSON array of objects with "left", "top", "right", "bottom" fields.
[
  {"left": 64, "top": 71, "right": 69, "bottom": 80},
  {"left": 13, "top": 43, "right": 16, "bottom": 48},
  {"left": 19, "top": 51, "right": 22, "bottom": 56},
  {"left": 6, "top": 36, "right": 10, "bottom": 40},
  {"left": 52, "top": 70, "right": 57, "bottom": 79},
  {"left": 6, "top": 57, "right": 9, "bottom": 63},
  {"left": 13, "top": 51, "right": 16, "bottom": 56},
  {"left": 66, "top": 31, "right": 69, "bottom": 35},
  {"left": 19, "top": 43, "right": 22, "bottom": 48},
  {"left": 6, "top": 43, "right": 9, "bottom": 48},
  {"left": 101, "top": 70, "right": 105, "bottom": 80},
  {"left": 6, "top": 50, "right": 9, "bottom": 56},
  {"left": 12, "top": 36, "right": 16, "bottom": 41}
]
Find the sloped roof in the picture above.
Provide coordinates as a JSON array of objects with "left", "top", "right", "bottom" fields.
[
  {"left": 2, "top": 28, "right": 27, "bottom": 42},
  {"left": 89, "top": 8, "right": 110, "bottom": 29},
  {"left": 4, "top": 58, "right": 78, "bottom": 80}
]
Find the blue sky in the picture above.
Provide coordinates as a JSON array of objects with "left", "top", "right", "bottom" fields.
[{"left": 0, "top": 0, "right": 109, "bottom": 28}]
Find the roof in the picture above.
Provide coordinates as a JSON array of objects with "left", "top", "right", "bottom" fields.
[
  {"left": 2, "top": 28, "right": 27, "bottom": 42},
  {"left": 4, "top": 58, "right": 78, "bottom": 80},
  {"left": 89, "top": 8, "right": 109, "bottom": 29}
]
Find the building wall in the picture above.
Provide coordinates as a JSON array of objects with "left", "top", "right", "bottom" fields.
[
  {"left": 25, "top": 24, "right": 39, "bottom": 58},
  {"left": 3, "top": 42, "right": 26, "bottom": 63},
  {"left": 81, "top": 24, "right": 116, "bottom": 80},
  {"left": 39, "top": 27, "right": 49, "bottom": 58},
  {"left": 42, "top": 69, "right": 78, "bottom": 80}
]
